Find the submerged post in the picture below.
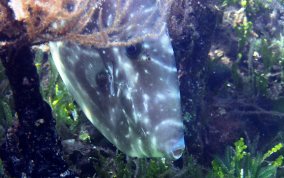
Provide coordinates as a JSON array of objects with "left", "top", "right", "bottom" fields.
[{"left": 0, "top": 45, "right": 75, "bottom": 177}]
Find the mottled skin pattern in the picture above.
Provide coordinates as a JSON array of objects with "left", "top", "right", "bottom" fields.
[{"left": 50, "top": 0, "right": 184, "bottom": 159}]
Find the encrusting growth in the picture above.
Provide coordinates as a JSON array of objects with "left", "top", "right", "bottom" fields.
[
  {"left": 0, "top": 2, "right": 9, "bottom": 33},
  {"left": 1, "top": 0, "right": 173, "bottom": 48}
]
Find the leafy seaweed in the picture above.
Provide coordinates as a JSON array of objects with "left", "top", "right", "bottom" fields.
[{"left": 210, "top": 138, "right": 284, "bottom": 178}]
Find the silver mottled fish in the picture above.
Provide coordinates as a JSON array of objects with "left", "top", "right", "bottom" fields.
[{"left": 50, "top": 0, "right": 184, "bottom": 159}]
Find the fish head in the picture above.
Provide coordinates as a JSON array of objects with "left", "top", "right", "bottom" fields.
[{"left": 49, "top": 0, "right": 184, "bottom": 159}]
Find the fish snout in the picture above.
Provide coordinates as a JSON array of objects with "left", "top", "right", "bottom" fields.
[{"left": 165, "top": 137, "right": 185, "bottom": 159}]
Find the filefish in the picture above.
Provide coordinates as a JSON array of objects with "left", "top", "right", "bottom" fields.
[{"left": 49, "top": 0, "right": 184, "bottom": 159}]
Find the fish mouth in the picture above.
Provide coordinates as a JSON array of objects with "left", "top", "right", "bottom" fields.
[
  {"left": 171, "top": 147, "right": 185, "bottom": 159},
  {"left": 166, "top": 138, "right": 185, "bottom": 159}
]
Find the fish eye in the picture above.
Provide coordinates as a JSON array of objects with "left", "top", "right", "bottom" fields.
[
  {"left": 65, "top": 2, "right": 75, "bottom": 12},
  {"left": 125, "top": 43, "right": 142, "bottom": 59}
]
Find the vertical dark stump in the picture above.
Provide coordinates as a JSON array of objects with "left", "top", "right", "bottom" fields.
[
  {"left": 168, "top": 0, "right": 218, "bottom": 164},
  {"left": 0, "top": 46, "right": 75, "bottom": 177}
]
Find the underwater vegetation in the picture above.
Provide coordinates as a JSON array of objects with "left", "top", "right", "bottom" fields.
[
  {"left": 210, "top": 138, "right": 284, "bottom": 178},
  {"left": 58, "top": 137, "right": 284, "bottom": 177}
]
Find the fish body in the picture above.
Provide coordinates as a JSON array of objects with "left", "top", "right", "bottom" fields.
[{"left": 50, "top": 0, "right": 184, "bottom": 159}]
